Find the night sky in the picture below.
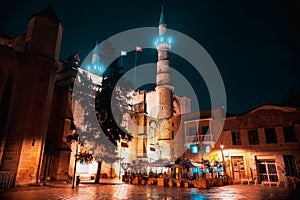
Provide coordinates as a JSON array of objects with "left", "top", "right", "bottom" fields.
[{"left": 1, "top": 0, "right": 299, "bottom": 114}]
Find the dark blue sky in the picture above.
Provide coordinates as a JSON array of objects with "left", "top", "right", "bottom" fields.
[{"left": 1, "top": 0, "right": 299, "bottom": 114}]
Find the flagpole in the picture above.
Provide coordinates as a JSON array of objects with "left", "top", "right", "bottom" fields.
[
  {"left": 133, "top": 50, "right": 137, "bottom": 89},
  {"left": 120, "top": 55, "right": 123, "bottom": 67},
  {"left": 120, "top": 51, "right": 127, "bottom": 73}
]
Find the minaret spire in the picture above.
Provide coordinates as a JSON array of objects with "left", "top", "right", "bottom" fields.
[
  {"left": 156, "top": 6, "right": 172, "bottom": 90},
  {"left": 159, "top": 6, "right": 165, "bottom": 25},
  {"left": 91, "top": 41, "right": 99, "bottom": 64}
]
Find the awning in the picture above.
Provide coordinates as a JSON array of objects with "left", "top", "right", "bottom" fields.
[
  {"left": 165, "top": 164, "right": 183, "bottom": 168},
  {"left": 179, "top": 159, "right": 205, "bottom": 168},
  {"left": 190, "top": 161, "right": 203, "bottom": 168},
  {"left": 147, "top": 160, "right": 171, "bottom": 167}
]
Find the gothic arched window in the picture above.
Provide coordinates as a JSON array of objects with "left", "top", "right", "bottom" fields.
[
  {"left": 149, "top": 121, "right": 156, "bottom": 145},
  {"left": 121, "top": 114, "right": 130, "bottom": 130}
]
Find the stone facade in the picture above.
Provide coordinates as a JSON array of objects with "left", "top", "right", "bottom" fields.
[
  {"left": 211, "top": 104, "right": 300, "bottom": 184},
  {"left": 120, "top": 89, "right": 189, "bottom": 167},
  {"left": 0, "top": 6, "right": 75, "bottom": 185},
  {"left": 174, "top": 104, "right": 300, "bottom": 185},
  {"left": 41, "top": 59, "right": 79, "bottom": 181}
]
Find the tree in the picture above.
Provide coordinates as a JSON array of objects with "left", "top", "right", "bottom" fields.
[
  {"left": 72, "top": 69, "right": 111, "bottom": 184},
  {"left": 72, "top": 45, "right": 132, "bottom": 183},
  {"left": 93, "top": 59, "right": 133, "bottom": 183},
  {"left": 96, "top": 59, "right": 133, "bottom": 145}
]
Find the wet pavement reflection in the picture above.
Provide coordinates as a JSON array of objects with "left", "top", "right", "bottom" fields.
[{"left": 0, "top": 184, "right": 298, "bottom": 200}]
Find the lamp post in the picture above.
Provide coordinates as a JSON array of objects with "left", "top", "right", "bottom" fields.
[
  {"left": 119, "top": 148, "right": 122, "bottom": 179},
  {"left": 72, "top": 135, "right": 79, "bottom": 189},
  {"left": 220, "top": 144, "right": 226, "bottom": 175}
]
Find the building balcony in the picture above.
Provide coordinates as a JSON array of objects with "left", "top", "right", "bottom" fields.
[{"left": 185, "top": 134, "right": 215, "bottom": 146}]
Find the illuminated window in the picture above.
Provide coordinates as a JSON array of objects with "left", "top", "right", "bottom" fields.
[
  {"left": 231, "top": 131, "right": 241, "bottom": 145},
  {"left": 264, "top": 128, "right": 277, "bottom": 144},
  {"left": 248, "top": 129, "right": 259, "bottom": 145},
  {"left": 283, "top": 126, "right": 297, "bottom": 143},
  {"left": 121, "top": 115, "right": 129, "bottom": 129},
  {"left": 204, "top": 145, "right": 210, "bottom": 153},
  {"left": 191, "top": 145, "right": 198, "bottom": 154}
]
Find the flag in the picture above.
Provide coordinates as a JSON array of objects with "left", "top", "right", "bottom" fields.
[
  {"left": 121, "top": 51, "right": 127, "bottom": 56},
  {"left": 136, "top": 46, "right": 142, "bottom": 52}
]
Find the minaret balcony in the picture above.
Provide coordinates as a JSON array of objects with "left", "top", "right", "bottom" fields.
[{"left": 155, "top": 36, "right": 172, "bottom": 48}]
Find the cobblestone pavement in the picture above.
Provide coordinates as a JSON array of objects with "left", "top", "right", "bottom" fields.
[{"left": 0, "top": 183, "right": 298, "bottom": 200}]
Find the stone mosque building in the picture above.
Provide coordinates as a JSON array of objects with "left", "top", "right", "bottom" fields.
[{"left": 117, "top": 8, "right": 191, "bottom": 170}]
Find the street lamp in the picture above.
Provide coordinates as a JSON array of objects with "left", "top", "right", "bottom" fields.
[
  {"left": 119, "top": 148, "right": 123, "bottom": 179},
  {"left": 220, "top": 144, "right": 226, "bottom": 176},
  {"left": 72, "top": 135, "right": 79, "bottom": 189}
]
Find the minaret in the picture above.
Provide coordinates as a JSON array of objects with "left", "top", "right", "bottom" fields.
[
  {"left": 155, "top": 6, "right": 174, "bottom": 120},
  {"left": 91, "top": 41, "right": 100, "bottom": 65},
  {"left": 87, "top": 41, "right": 102, "bottom": 75},
  {"left": 155, "top": 7, "right": 173, "bottom": 160}
]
